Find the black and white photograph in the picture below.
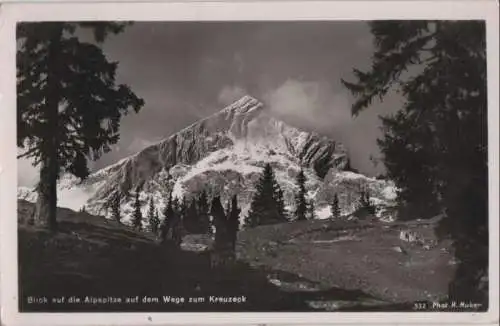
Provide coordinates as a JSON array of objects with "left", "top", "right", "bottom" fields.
[{"left": 0, "top": 0, "right": 498, "bottom": 324}]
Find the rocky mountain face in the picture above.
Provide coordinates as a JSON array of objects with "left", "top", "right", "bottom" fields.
[{"left": 18, "top": 95, "right": 397, "bottom": 225}]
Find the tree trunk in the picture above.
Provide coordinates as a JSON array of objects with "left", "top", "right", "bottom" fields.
[
  {"left": 33, "top": 23, "right": 63, "bottom": 232},
  {"left": 34, "top": 157, "right": 58, "bottom": 231}
]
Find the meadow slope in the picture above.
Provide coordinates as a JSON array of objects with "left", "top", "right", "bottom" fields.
[{"left": 18, "top": 200, "right": 456, "bottom": 312}]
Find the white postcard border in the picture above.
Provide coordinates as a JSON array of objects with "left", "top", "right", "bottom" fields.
[{"left": 0, "top": 1, "right": 498, "bottom": 325}]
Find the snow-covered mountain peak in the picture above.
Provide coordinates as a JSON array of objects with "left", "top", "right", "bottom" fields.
[
  {"left": 17, "top": 94, "right": 398, "bottom": 224},
  {"left": 220, "top": 95, "right": 264, "bottom": 116}
]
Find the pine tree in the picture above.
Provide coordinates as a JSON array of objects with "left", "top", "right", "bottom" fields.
[
  {"left": 169, "top": 197, "right": 183, "bottom": 248},
  {"left": 294, "top": 169, "right": 308, "bottom": 221},
  {"left": 147, "top": 196, "right": 159, "bottom": 234},
  {"left": 177, "top": 196, "right": 187, "bottom": 219},
  {"left": 171, "top": 196, "right": 181, "bottom": 222},
  {"left": 246, "top": 163, "right": 287, "bottom": 227},
  {"left": 197, "top": 190, "right": 211, "bottom": 234},
  {"left": 331, "top": 193, "right": 341, "bottom": 219},
  {"left": 146, "top": 196, "right": 155, "bottom": 222},
  {"left": 151, "top": 208, "right": 160, "bottom": 235},
  {"left": 224, "top": 199, "right": 231, "bottom": 218},
  {"left": 183, "top": 199, "right": 198, "bottom": 234},
  {"left": 359, "top": 189, "right": 375, "bottom": 215},
  {"left": 308, "top": 198, "right": 316, "bottom": 220},
  {"left": 342, "top": 21, "right": 488, "bottom": 302},
  {"left": 227, "top": 195, "right": 241, "bottom": 250},
  {"left": 110, "top": 192, "right": 121, "bottom": 223},
  {"left": 177, "top": 196, "right": 188, "bottom": 232},
  {"left": 160, "top": 193, "right": 175, "bottom": 243},
  {"left": 274, "top": 185, "right": 287, "bottom": 221},
  {"left": 210, "top": 196, "right": 229, "bottom": 253},
  {"left": 132, "top": 188, "right": 143, "bottom": 231},
  {"left": 17, "top": 22, "right": 144, "bottom": 231}
]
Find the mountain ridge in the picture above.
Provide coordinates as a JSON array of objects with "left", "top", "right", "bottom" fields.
[{"left": 17, "top": 95, "right": 397, "bottom": 225}]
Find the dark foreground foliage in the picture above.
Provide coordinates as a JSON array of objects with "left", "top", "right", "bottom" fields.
[
  {"left": 17, "top": 22, "right": 144, "bottom": 231},
  {"left": 18, "top": 200, "right": 464, "bottom": 313},
  {"left": 342, "top": 20, "right": 488, "bottom": 305}
]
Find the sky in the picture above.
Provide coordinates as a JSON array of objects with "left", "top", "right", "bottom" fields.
[{"left": 18, "top": 21, "right": 405, "bottom": 187}]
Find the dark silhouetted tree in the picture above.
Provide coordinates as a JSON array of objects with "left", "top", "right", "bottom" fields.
[
  {"left": 211, "top": 196, "right": 230, "bottom": 254},
  {"left": 153, "top": 209, "right": 160, "bottom": 234},
  {"left": 224, "top": 199, "right": 231, "bottom": 217},
  {"left": 160, "top": 193, "right": 175, "bottom": 244},
  {"left": 110, "top": 192, "right": 121, "bottom": 223},
  {"left": 275, "top": 185, "right": 287, "bottom": 220},
  {"left": 331, "top": 193, "right": 341, "bottom": 219},
  {"left": 146, "top": 196, "right": 154, "bottom": 219},
  {"left": 308, "top": 198, "right": 316, "bottom": 220},
  {"left": 147, "top": 196, "right": 159, "bottom": 234},
  {"left": 342, "top": 21, "right": 488, "bottom": 303},
  {"left": 171, "top": 196, "right": 179, "bottom": 214},
  {"left": 246, "top": 163, "right": 288, "bottom": 227},
  {"left": 17, "top": 22, "right": 144, "bottom": 231},
  {"left": 294, "top": 169, "right": 308, "bottom": 221},
  {"left": 132, "top": 188, "right": 143, "bottom": 231},
  {"left": 169, "top": 197, "right": 183, "bottom": 248},
  {"left": 183, "top": 199, "right": 198, "bottom": 234},
  {"left": 359, "top": 189, "right": 376, "bottom": 215},
  {"left": 197, "top": 190, "right": 211, "bottom": 234},
  {"left": 177, "top": 196, "right": 187, "bottom": 220},
  {"left": 227, "top": 195, "right": 241, "bottom": 251}
]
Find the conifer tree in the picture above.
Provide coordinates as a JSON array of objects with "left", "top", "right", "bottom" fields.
[
  {"left": 110, "top": 192, "right": 121, "bottom": 224},
  {"left": 132, "top": 188, "right": 143, "bottom": 231},
  {"left": 227, "top": 195, "right": 241, "bottom": 250},
  {"left": 246, "top": 163, "right": 287, "bottom": 227},
  {"left": 197, "top": 190, "right": 211, "bottom": 234},
  {"left": 294, "top": 169, "right": 308, "bottom": 221},
  {"left": 178, "top": 196, "right": 188, "bottom": 235},
  {"left": 178, "top": 196, "right": 187, "bottom": 221},
  {"left": 359, "top": 189, "right": 375, "bottom": 215},
  {"left": 308, "top": 198, "right": 316, "bottom": 220},
  {"left": 146, "top": 196, "right": 155, "bottom": 221},
  {"left": 342, "top": 21, "right": 488, "bottom": 302},
  {"left": 274, "top": 185, "right": 288, "bottom": 221},
  {"left": 331, "top": 193, "right": 341, "bottom": 219},
  {"left": 147, "top": 197, "right": 159, "bottom": 234},
  {"left": 171, "top": 196, "right": 180, "bottom": 219},
  {"left": 160, "top": 193, "right": 175, "bottom": 243},
  {"left": 17, "top": 22, "right": 144, "bottom": 231},
  {"left": 210, "top": 196, "right": 229, "bottom": 253},
  {"left": 183, "top": 199, "right": 198, "bottom": 234},
  {"left": 224, "top": 199, "right": 231, "bottom": 218},
  {"left": 151, "top": 208, "right": 160, "bottom": 235},
  {"left": 169, "top": 197, "right": 183, "bottom": 248}
]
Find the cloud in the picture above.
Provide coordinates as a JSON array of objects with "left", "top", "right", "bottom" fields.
[
  {"left": 58, "top": 186, "right": 93, "bottom": 211},
  {"left": 218, "top": 85, "right": 246, "bottom": 105},
  {"left": 233, "top": 52, "right": 245, "bottom": 74},
  {"left": 17, "top": 147, "right": 40, "bottom": 187},
  {"left": 17, "top": 157, "right": 40, "bottom": 188},
  {"left": 264, "top": 79, "right": 352, "bottom": 137}
]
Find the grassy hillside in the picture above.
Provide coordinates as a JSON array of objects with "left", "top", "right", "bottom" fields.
[
  {"left": 18, "top": 201, "right": 311, "bottom": 312},
  {"left": 18, "top": 200, "right": 456, "bottom": 312},
  {"left": 237, "top": 216, "right": 455, "bottom": 305}
]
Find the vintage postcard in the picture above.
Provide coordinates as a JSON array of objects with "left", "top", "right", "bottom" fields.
[{"left": 0, "top": 1, "right": 498, "bottom": 325}]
